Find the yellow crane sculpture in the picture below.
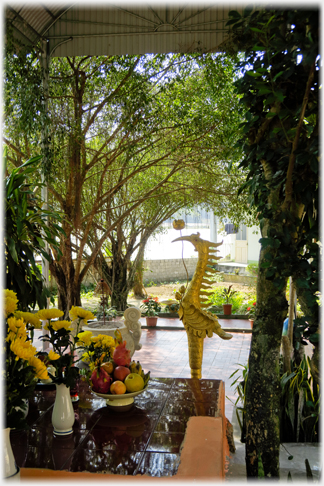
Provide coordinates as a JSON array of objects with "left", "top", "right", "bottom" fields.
[{"left": 172, "top": 233, "right": 232, "bottom": 378}]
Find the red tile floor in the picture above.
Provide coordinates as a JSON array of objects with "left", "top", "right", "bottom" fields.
[{"left": 134, "top": 324, "right": 251, "bottom": 422}]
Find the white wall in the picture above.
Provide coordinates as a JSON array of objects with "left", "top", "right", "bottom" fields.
[{"left": 247, "top": 225, "right": 261, "bottom": 262}]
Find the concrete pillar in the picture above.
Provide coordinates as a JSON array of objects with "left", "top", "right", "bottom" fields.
[{"left": 209, "top": 212, "right": 217, "bottom": 243}]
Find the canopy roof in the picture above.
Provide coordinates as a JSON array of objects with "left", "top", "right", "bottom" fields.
[{"left": 5, "top": 2, "right": 246, "bottom": 57}]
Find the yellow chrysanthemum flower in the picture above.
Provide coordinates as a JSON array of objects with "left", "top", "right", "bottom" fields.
[
  {"left": 36, "top": 309, "right": 64, "bottom": 321},
  {"left": 14, "top": 311, "right": 42, "bottom": 329},
  {"left": 10, "top": 339, "right": 37, "bottom": 361},
  {"left": 7, "top": 316, "right": 26, "bottom": 332},
  {"left": 6, "top": 317, "right": 27, "bottom": 342},
  {"left": 48, "top": 349, "right": 60, "bottom": 360},
  {"left": 88, "top": 362, "right": 96, "bottom": 371},
  {"left": 4, "top": 289, "right": 19, "bottom": 317},
  {"left": 69, "top": 306, "right": 95, "bottom": 323},
  {"left": 28, "top": 356, "right": 49, "bottom": 380},
  {"left": 81, "top": 350, "right": 95, "bottom": 362},
  {"left": 49, "top": 320, "right": 73, "bottom": 332},
  {"left": 4, "top": 289, "right": 18, "bottom": 301},
  {"left": 92, "top": 334, "right": 115, "bottom": 349},
  {"left": 77, "top": 330, "right": 93, "bottom": 346}
]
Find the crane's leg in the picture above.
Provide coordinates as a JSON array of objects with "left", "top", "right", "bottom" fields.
[{"left": 187, "top": 331, "right": 204, "bottom": 379}]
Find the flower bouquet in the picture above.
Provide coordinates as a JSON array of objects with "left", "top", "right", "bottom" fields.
[
  {"left": 38, "top": 306, "right": 95, "bottom": 388},
  {"left": 4, "top": 290, "right": 49, "bottom": 430}
]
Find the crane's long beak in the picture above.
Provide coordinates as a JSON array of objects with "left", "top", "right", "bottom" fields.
[{"left": 172, "top": 236, "right": 192, "bottom": 243}]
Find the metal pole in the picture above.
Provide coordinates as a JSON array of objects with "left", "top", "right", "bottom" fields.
[{"left": 40, "top": 39, "right": 50, "bottom": 349}]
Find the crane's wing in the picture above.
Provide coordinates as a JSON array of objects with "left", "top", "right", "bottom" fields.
[{"left": 178, "top": 303, "right": 232, "bottom": 340}]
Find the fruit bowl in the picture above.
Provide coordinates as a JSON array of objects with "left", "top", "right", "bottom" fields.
[{"left": 92, "top": 385, "right": 148, "bottom": 412}]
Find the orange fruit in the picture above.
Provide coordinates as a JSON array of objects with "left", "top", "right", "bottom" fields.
[
  {"left": 101, "top": 361, "right": 114, "bottom": 374},
  {"left": 110, "top": 380, "right": 126, "bottom": 394}
]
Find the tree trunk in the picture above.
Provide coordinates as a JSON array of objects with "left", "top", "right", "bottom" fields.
[
  {"left": 132, "top": 244, "right": 147, "bottom": 298},
  {"left": 245, "top": 235, "right": 288, "bottom": 478},
  {"left": 49, "top": 242, "right": 82, "bottom": 317},
  {"left": 97, "top": 253, "right": 130, "bottom": 311}
]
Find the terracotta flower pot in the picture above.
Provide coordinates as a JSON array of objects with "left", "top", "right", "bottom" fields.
[
  {"left": 222, "top": 304, "right": 232, "bottom": 315},
  {"left": 146, "top": 317, "right": 158, "bottom": 327},
  {"left": 249, "top": 319, "right": 254, "bottom": 329}
]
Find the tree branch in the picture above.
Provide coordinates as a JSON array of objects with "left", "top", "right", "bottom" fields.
[{"left": 282, "top": 61, "right": 316, "bottom": 211}]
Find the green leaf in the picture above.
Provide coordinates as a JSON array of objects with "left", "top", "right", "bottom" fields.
[
  {"left": 228, "top": 10, "right": 241, "bottom": 19},
  {"left": 246, "top": 71, "right": 263, "bottom": 77},
  {"left": 274, "top": 90, "right": 284, "bottom": 102},
  {"left": 272, "top": 71, "right": 284, "bottom": 82},
  {"left": 250, "top": 27, "right": 264, "bottom": 33},
  {"left": 7, "top": 237, "right": 18, "bottom": 263},
  {"left": 258, "top": 87, "right": 272, "bottom": 95},
  {"left": 309, "top": 333, "right": 319, "bottom": 343}
]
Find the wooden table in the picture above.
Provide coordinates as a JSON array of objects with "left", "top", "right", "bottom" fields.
[{"left": 11, "top": 377, "right": 226, "bottom": 479}]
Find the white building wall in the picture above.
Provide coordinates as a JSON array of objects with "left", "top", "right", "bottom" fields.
[{"left": 247, "top": 225, "right": 261, "bottom": 263}]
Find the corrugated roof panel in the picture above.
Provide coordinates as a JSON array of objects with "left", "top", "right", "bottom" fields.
[
  {"left": 6, "top": 3, "right": 245, "bottom": 56},
  {"left": 54, "top": 5, "right": 242, "bottom": 56},
  {"left": 6, "top": 3, "right": 69, "bottom": 46}
]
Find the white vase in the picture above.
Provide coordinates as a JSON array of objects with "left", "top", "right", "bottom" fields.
[
  {"left": 3, "top": 428, "right": 20, "bottom": 479},
  {"left": 52, "top": 383, "right": 75, "bottom": 436}
]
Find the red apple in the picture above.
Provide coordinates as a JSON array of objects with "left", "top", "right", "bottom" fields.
[{"left": 114, "top": 365, "right": 130, "bottom": 382}]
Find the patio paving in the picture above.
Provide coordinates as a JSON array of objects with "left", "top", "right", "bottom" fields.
[{"left": 133, "top": 322, "right": 251, "bottom": 422}]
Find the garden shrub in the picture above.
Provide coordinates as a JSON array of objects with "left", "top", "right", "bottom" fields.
[{"left": 206, "top": 286, "right": 245, "bottom": 314}]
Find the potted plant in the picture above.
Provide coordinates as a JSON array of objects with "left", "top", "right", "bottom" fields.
[
  {"left": 221, "top": 285, "right": 237, "bottom": 315},
  {"left": 160, "top": 299, "right": 180, "bottom": 316},
  {"left": 140, "top": 296, "right": 161, "bottom": 326},
  {"left": 246, "top": 302, "right": 256, "bottom": 328}
]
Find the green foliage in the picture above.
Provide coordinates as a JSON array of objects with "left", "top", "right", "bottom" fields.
[
  {"left": 4, "top": 48, "right": 250, "bottom": 313},
  {"left": 221, "top": 285, "right": 238, "bottom": 304},
  {"left": 209, "top": 272, "right": 225, "bottom": 283},
  {"left": 4, "top": 26, "right": 51, "bottom": 175},
  {"left": 280, "top": 355, "right": 319, "bottom": 442},
  {"left": 226, "top": 362, "right": 249, "bottom": 441},
  {"left": 246, "top": 263, "right": 258, "bottom": 277},
  {"left": 206, "top": 286, "right": 245, "bottom": 313},
  {"left": 228, "top": 8, "right": 319, "bottom": 347},
  {"left": 163, "top": 302, "right": 180, "bottom": 313},
  {"left": 4, "top": 152, "right": 64, "bottom": 310},
  {"left": 80, "top": 283, "right": 96, "bottom": 299},
  {"left": 96, "top": 305, "right": 118, "bottom": 321},
  {"left": 229, "top": 355, "right": 320, "bottom": 443}
]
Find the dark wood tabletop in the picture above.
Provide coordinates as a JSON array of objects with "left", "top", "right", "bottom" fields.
[{"left": 10, "top": 377, "right": 223, "bottom": 478}]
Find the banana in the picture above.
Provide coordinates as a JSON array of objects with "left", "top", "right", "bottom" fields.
[
  {"left": 130, "top": 360, "right": 137, "bottom": 373},
  {"left": 143, "top": 371, "right": 150, "bottom": 387},
  {"left": 130, "top": 360, "right": 143, "bottom": 376},
  {"left": 135, "top": 361, "right": 142, "bottom": 375}
]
